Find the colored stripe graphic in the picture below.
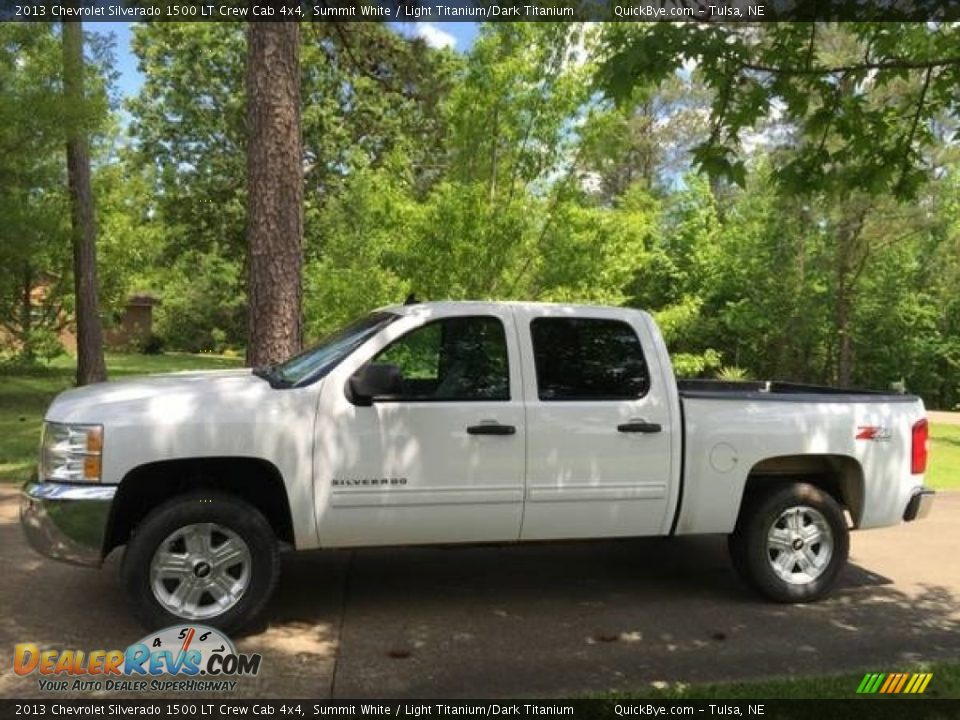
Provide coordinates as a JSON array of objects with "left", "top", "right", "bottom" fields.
[
  {"left": 857, "top": 672, "right": 932, "bottom": 694},
  {"left": 880, "top": 673, "right": 900, "bottom": 693},
  {"left": 856, "top": 673, "right": 884, "bottom": 694}
]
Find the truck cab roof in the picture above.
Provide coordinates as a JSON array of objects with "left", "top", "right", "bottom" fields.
[{"left": 376, "top": 299, "right": 651, "bottom": 318}]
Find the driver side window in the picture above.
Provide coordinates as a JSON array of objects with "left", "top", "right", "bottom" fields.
[{"left": 373, "top": 316, "right": 510, "bottom": 401}]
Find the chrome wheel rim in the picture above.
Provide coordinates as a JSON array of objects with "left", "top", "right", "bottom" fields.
[
  {"left": 766, "top": 505, "right": 834, "bottom": 585},
  {"left": 149, "top": 523, "right": 251, "bottom": 620}
]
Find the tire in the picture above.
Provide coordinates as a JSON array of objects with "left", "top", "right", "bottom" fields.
[
  {"left": 122, "top": 491, "right": 279, "bottom": 634},
  {"left": 728, "top": 482, "right": 849, "bottom": 603}
]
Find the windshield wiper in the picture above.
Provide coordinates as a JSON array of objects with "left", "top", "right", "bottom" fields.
[{"left": 253, "top": 365, "right": 293, "bottom": 389}]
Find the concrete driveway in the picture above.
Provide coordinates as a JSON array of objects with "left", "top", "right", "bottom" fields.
[{"left": 1, "top": 488, "right": 958, "bottom": 699}]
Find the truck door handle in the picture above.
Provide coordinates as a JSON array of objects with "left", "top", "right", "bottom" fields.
[
  {"left": 618, "top": 421, "right": 662, "bottom": 434},
  {"left": 467, "top": 423, "right": 516, "bottom": 436}
]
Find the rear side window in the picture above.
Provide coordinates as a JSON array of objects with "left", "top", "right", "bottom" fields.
[{"left": 530, "top": 318, "right": 650, "bottom": 401}]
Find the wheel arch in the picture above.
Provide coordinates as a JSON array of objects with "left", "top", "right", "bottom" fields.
[
  {"left": 739, "top": 454, "right": 865, "bottom": 528},
  {"left": 104, "top": 457, "right": 295, "bottom": 557}
]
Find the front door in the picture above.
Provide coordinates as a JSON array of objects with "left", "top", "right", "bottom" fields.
[
  {"left": 515, "top": 309, "right": 675, "bottom": 540},
  {"left": 315, "top": 310, "right": 525, "bottom": 547}
]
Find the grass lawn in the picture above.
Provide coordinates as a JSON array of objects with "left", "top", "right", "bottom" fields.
[
  {"left": 927, "top": 422, "right": 960, "bottom": 491},
  {"left": 599, "top": 661, "right": 960, "bottom": 700},
  {"left": 0, "top": 352, "right": 242, "bottom": 483}
]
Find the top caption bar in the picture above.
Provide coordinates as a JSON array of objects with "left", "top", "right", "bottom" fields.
[{"left": 4, "top": 0, "right": 960, "bottom": 22}]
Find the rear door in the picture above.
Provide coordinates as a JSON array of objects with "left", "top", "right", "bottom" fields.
[{"left": 514, "top": 307, "right": 675, "bottom": 540}]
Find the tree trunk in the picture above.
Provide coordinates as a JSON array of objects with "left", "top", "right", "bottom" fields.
[
  {"left": 63, "top": 19, "right": 107, "bottom": 385},
  {"left": 245, "top": 22, "right": 303, "bottom": 368},
  {"left": 833, "top": 208, "right": 868, "bottom": 387},
  {"left": 20, "top": 265, "right": 33, "bottom": 361},
  {"left": 835, "top": 285, "right": 854, "bottom": 387}
]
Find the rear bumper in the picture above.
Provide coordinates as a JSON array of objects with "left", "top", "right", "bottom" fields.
[
  {"left": 20, "top": 480, "right": 116, "bottom": 567},
  {"left": 903, "top": 487, "right": 935, "bottom": 522}
]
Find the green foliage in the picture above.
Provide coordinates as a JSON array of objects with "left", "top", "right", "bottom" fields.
[
  {"left": 579, "top": 75, "right": 710, "bottom": 198},
  {"left": 302, "top": 157, "right": 416, "bottom": 339},
  {"left": 94, "top": 158, "right": 167, "bottom": 313},
  {"left": 153, "top": 251, "right": 246, "bottom": 353},
  {"left": 596, "top": 23, "right": 960, "bottom": 199},
  {"left": 0, "top": 24, "right": 115, "bottom": 364},
  {"left": 127, "top": 23, "right": 248, "bottom": 259},
  {"left": 140, "top": 333, "right": 165, "bottom": 355},
  {"left": 670, "top": 350, "right": 723, "bottom": 379},
  {"left": 0, "top": 25, "right": 70, "bottom": 361},
  {"left": 716, "top": 366, "right": 749, "bottom": 382},
  {"left": 3, "top": 20, "right": 959, "bottom": 412},
  {"left": 21, "top": 328, "right": 66, "bottom": 364},
  {"left": 302, "top": 25, "right": 658, "bottom": 340},
  {"left": 128, "top": 22, "right": 464, "bottom": 350}
]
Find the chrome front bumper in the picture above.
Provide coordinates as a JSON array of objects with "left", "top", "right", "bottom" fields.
[{"left": 20, "top": 481, "right": 117, "bottom": 567}]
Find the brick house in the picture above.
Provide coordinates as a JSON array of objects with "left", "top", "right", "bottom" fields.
[{"left": 3, "top": 276, "right": 160, "bottom": 354}]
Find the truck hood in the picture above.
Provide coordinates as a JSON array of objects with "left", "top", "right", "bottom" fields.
[{"left": 44, "top": 369, "right": 272, "bottom": 425}]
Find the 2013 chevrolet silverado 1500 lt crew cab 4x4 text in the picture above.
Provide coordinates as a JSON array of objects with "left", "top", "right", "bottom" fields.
[{"left": 21, "top": 301, "right": 934, "bottom": 631}]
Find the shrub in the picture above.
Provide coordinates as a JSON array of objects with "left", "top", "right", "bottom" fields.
[
  {"left": 153, "top": 251, "right": 246, "bottom": 353},
  {"left": 716, "top": 366, "right": 749, "bottom": 382},
  {"left": 140, "top": 333, "right": 165, "bottom": 355}
]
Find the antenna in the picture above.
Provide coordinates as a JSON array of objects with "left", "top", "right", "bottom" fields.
[{"left": 403, "top": 293, "right": 420, "bottom": 306}]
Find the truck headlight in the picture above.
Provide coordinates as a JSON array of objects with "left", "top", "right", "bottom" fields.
[{"left": 39, "top": 422, "right": 103, "bottom": 483}]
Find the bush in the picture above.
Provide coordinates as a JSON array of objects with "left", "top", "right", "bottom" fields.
[
  {"left": 716, "top": 366, "right": 749, "bottom": 382},
  {"left": 0, "top": 328, "right": 65, "bottom": 369},
  {"left": 153, "top": 251, "right": 247, "bottom": 353},
  {"left": 140, "top": 333, "right": 165, "bottom": 355}
]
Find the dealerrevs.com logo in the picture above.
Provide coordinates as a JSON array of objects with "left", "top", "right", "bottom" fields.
[{"left": 14, "top": 625, "right": 262, "bottom": 693}]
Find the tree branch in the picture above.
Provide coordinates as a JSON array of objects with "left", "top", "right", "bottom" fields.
[
  {"left": 500, "top": 144, "right": 587, "bottom": 296},
  {"left": 709, "top": 63, "right": 737, "bottom": 146},
  {"left": 804, "top": 23, "right": 816, "bottom": 71},
  {"left": 319, "top": 20, "right": 399, "bottom": 94},
  {"left": 740, "top": 56, "right": 960, "bottom": 76},
  {"left": 896, "top": 65, "right": 934, "bottom": 194}
]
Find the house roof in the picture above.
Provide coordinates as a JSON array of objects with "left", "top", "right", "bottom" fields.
[{"left": 127, "top": 293, "right": 161, "bottom": 307}]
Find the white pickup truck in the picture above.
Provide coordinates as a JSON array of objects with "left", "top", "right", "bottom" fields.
[{"left": 21, "top": 301, "right": 934, "bottom": 632}]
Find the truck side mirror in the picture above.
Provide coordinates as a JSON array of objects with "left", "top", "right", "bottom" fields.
[{"left": 347, "top": 363, "right": 402, "bottom": 406}]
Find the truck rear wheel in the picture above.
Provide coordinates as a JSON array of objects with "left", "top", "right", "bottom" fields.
[
  {"left": 122, "top": 491, "right": 279, "bottom": 634},
  {"left": 729, "top": 482, "right": 849, "bottom": 603}
]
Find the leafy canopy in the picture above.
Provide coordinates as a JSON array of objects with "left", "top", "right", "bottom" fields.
[{"left": 596, "top": 23, "right": 960, "bottom": 198}]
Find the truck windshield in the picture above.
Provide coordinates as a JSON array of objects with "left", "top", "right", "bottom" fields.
[{"left": 256, "top": 312, "right": 398, "bottom": 388}]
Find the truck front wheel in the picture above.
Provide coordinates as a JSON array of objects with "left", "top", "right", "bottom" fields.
[
  {"left": 122, "top": 492, "right": 279, "bottom": 633},
  {"left": 729, "top": 482, "right": 849, "bottom": 603}
]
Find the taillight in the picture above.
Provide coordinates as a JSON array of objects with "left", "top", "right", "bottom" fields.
[{"left": 911, "top": 419, "right": 929, "bottom": 474}]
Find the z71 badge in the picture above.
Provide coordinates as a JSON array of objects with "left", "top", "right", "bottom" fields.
[{"left": 856, "top": 426, "right": 892, "bottom": 441}]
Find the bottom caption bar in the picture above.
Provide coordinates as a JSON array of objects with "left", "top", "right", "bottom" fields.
[{"left": 2, "top": 699, "right": 958, "bottom": 720}]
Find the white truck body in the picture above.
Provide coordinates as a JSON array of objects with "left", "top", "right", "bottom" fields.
[{"left": 23, "top": 301, "right": 934, "bottom": 628}]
